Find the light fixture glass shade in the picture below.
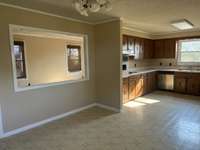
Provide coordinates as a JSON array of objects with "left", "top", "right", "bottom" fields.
[
  {"left": 74, "top": 1, "right": 83, "bottom": 12},
  {"left": 80, "top": 9, "right": 89, "bottom": 16},
  {"left": 102, "top": 1, "right": 112, "bottom": 11},
  {"left": 96, "top": 0, "right": 107, "bottom": 5},
  {"left": 73, "top": 0, "right": 112, "bottom": 16},
  {"left": 89, "top": 2, "right": 101, "bottom": 12}
]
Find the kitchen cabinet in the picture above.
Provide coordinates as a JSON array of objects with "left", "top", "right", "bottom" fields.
[
  {"left": 135, "top": 75, "right": 144, "bottom": 97},
  {"left": 122, "top": 35, "right": 128, "bottom": 51},
  {"left": 174, "top": 72, "right": 200, "bottom": 95},
  {"left": 128, "top": 76, "right": 137, "bottom": 100},
  {"left": 123, "top": 71, "right": 200, "bottom": 104},
  {"left": 146, "top": 72, "right": 156, "bottom": 93},
  {"left": 134, "top": 37, "right": 144, "bottom": 60},
  {"left": 123, "top": 78, "right": 129, "bottom": 103},
  {"left": 154, "top": 40, "right": 165, "bottom": 58},
  {"left": 174, "top": 72, "right": 187, "bottom": 93},
  {"left": 123, "top": 72, "right": 157, "bottom": 103},
  {"left": 122, "top": 35, "right": 154, "bottom": 60},
  {"left": 174, "top": 77, "right": 187, "bottom": 93},
  {"left": 154, "top": 39, "right": 176, "bottom": 58},
  {"left": 164, "top": 39, "right": 176, "bottom": 58},
  {"left": 123, "top": 34, "right": 177, "bottom": 59},
  {"left": 187, "top": 77, "right": 200, "bottom": 95},
  {"left": 144, "top": 39, "right": 154, "bottom": 59}
]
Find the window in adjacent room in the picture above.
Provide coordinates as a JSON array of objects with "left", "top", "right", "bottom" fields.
[
  {"left": 10, "top": 25, "right": 89, "bottom": 92},
  {"left": 13, "top": 41, "right": 27, "bottom": 79},
  {"left": 67, "top": 45, "right": 81, "bottom": 72},
  {"left": 177, "top": 38, "right": 200, "bottom": 65}
]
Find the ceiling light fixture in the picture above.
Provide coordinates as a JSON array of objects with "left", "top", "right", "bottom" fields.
[
  {"left": 73, "top": 0, "right": 112, "bottom": 16},
  {"left": 171, "top": 19, "right": 194, "bottom": 30}
]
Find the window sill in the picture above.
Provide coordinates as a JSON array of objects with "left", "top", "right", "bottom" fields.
[
  {"left": 14, "top": 78, "right": 89, "bottom": 92},
  {"left": 177, "top": 62, "right": 200, "bottom": 66}
]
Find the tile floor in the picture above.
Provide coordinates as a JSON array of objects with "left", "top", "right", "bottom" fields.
[{"left": 0, "top": 91, "right": 200, "bottom": 150}]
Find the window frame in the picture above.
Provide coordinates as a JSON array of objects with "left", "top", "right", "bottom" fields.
[
  {"left": 14, "top": 41, "right": 27, "bottom": 79},
  {"left": 177, "top": 38, "right": 200, "bottom": 66},
  {"left": 67, "top": 45, "right": 82, "bottom": 73},
  {"left": 9, "top": 24, "right": 89, "bottom": 92}
]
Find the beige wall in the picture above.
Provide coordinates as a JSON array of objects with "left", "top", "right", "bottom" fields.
[
  {"left": 95, "top": 20, "right": 122, "bottom": 109},
  {"left": 14, "top": 34, "right": 83, "bottom": 86},
  {"left": 0, "top": 5, "right": 96, "bottom": 132}
]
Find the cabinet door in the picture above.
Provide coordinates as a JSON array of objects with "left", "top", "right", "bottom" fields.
[
  {"left": 144, "top": 39, "right": 154, "bottom": 59},
  {"left": 122, "top": 35, "right": 128, "bottom": 51},
  {"left": 151, "top": 72, "right": 157, "bottom": 91},
  {"left": 174, "top": 77, "right": 186, "bottom": 93},
  {"left": 135, "top": 75, "right": 144, "bottom": 97},
  {"left": 144, "top": 39, "right": 150, "bottom": 59},
  {"left": 164, "top": 39, "right": 176, "bottom": 58},
  {"left": 154, "top": 40, "right": 164, "bottom": 58},
  {"left": 128, "top": 36, "right": 135, "bottom": 52},
  {"left": 146, "top": 73, "right": 152, "bottom": 93},
  {"left": 123, "top": 78, "right": 129, "bottom": 104},
  {"left": 129, "top": 77, "right": 137, "bottom": 100},
  {"left": 139, "top": 38, "right": 144, "bottom": 59},
  {"left": 134, "top": 37, "right": 144, "bottom": 60},
  {"left": 187, "top": 78, "right": 200, "bottom": 95},
  {"left": 143, "top": 74, "right": 148, "bottom": 94}
]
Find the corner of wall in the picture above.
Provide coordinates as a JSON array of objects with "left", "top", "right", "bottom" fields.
[
  {"left": 0, "top": 104, "right": 4, "bottom": 138},
  {"left": 94, "top": 20, "right": 121, "bottom": 110}
]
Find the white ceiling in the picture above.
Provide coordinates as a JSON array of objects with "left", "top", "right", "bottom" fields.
[{"left": 1, "top": 0, "right": 200, "bottom": 35}]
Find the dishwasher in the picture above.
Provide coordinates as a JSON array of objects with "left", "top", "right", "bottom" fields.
[{"left": 157, "top": 71, "right": 175, "bottom": 91}]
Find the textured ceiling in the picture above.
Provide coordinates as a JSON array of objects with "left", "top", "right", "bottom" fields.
[{"left": 1, "top": 0, "right": 200, "bottom": 35}]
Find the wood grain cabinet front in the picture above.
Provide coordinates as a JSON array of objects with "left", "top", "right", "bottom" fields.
[
  {"left": 174, "top": 77, "right": 187, "bottom": 93},
  {"left": 128, "top": 76, "right": 137, "bottom": 100},
  {"left": 135, "top": 75, "right": 144, "bottom": 97},
  {"left": 123, "top": 78, "right": 129, "bottom": 104},
  {"left": 187, "top": 77, "right": 200, "bottom": 96}
]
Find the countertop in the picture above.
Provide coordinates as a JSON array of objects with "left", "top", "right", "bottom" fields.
[{"left": 123, "top": 68, "right": 200, "bottom": 78}]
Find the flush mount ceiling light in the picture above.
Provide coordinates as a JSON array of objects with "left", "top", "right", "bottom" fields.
[
  {"left": 171, "top": 19, "right": 194, "bottom": 30},
  {"left": 73, "top": 0, "right": 112, "bottom": 16}
]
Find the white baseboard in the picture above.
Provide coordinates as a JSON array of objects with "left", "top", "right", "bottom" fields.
[
  {"left": 0, "top": 102, "right": 120, "bottom": 139},
  {"left": 0, "top": 104, "right": 3, "bottom": 138},
  {"left": 1, "top": 103, "right": 96, "bottom": 139},
  {"left": 96, "top": 103, "right": 121, "bottom": 112}
]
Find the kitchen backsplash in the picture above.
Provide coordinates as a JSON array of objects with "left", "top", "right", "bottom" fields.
[
  {"left": 128, "top": 58, "right": 176, "bottom": 69},
  {"left": 126, "top": 58, "right": 200, "bottom": 71}
]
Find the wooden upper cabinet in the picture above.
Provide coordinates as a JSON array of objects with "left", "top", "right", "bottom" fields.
[
  {"left": 123, "top": 35, "right": 128, "bottom": 51},
  {"left": 154, "top": 40, "right": 165, "bottom": 58},
  {"left": 123, "top": 78, "right": 129, "bottom": 104},
  {"left": 154, "top": 39, "right": 176, "bottom": 58},
  {"left": 123, "top": 34, "right": 177, "bottom": 59},
  {"left": 164, "top": 39, "right": 176, "bottom": 58},
  {"left": 144, "top": 39, "right": 154, "bottom": 59},
  {"left": 133, "top": 37, "right": 144, "bottom": 60},
  {"left": 128, "top": 36, "right": 135, "bottom": 52}
]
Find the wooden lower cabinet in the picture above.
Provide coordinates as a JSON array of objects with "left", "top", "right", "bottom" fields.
[
  {"left": 123, "top": 78, "right": 129, "bottom": 103},
  {"left": 174, "top": 77, "right": 186, "bottom": 93},
  {"left": 128, "top": 76, "right": 137, "bottom": 100},
  {"left": 187, "top": 78, "right": 200, "bottom": 95},
  {"left": 123, "top": 71, "right": 200, "bottom": 103},
  {"left": 146, "top": 72, "right": 157, "bottom": 93},
  {"left": 174, "top": 72, "right": 200, "bottom": 95},
  {"left": 123, "top": 72, "right": 157, "bottom": 104},
  {"left": 135, "top": 75, "right": 144, "bottom": 98}
]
